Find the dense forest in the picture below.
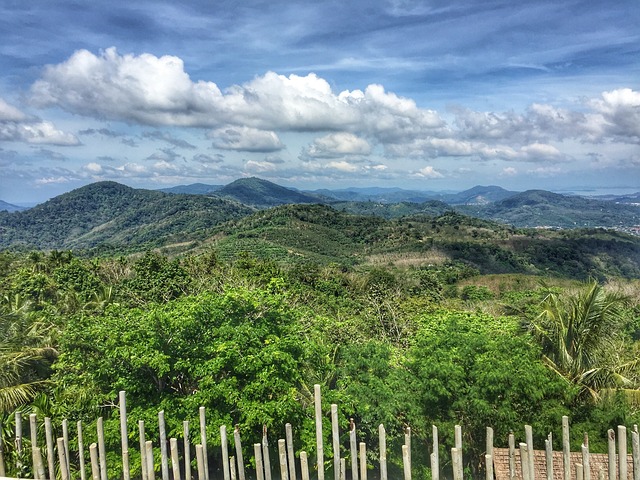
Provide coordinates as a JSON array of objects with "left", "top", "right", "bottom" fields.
[{"left": 1, "top": 240, "right": 639, "bottom": 478}]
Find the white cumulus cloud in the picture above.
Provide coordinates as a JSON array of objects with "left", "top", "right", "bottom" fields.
[{"left": 208, "top": 126, "right": 284, "bottom": 152}]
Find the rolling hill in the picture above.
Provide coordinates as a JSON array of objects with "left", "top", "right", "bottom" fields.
[
  {"left": 214, "top": 177, "right": 325, "bottom": 207},
  {"left": 0, "top": 200, "right": 27, "bottom": 212},
  {"left": 0, "top": 181, "right": 254, "bottom": 251}
]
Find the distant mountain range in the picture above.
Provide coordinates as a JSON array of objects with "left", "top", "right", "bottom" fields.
[
  {"left": 0, "top": 199, "right": 27, "bottom": 213},
  {"left": 0, "top": 178, "right": 638, "bottom": 252}
]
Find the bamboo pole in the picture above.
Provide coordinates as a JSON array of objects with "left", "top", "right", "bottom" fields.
[
  {"left": 221, "top": 425, "right": 230, "bottom": 480},
  {"left": 199, "top": 407, "right": 209, "bottom": 480},
  {"left": 379, "top": 424, "right": 387, "bottom": 480},
  {"left": 196, "top": 444, "right": 206, "bottom": 480},
  {"left": 90, "top": 443, "right": 100, "bottom": 480},
  {"left": 432, "top": 425, "right": 439, "bottom": 480},
  {"left": 235, "top": 425, "right": 246, "bottom": 480},
  {"left": 619, "top": 426, "right": 628, "bottom": 480},
  {"left": 45, "top": 417, "right": 55, "bottom": 480},
  {"left": 402, "top": 444, "right": 411, "bottom": 480},
  {"left": 331, "top": 404, "right": 339, "bottom": 480},
  {"left": 78, "top": 420, "right": 87, "bottom": 480},
  {"left": 452, "top": 447, "right": 463, "bottom": 480},
  {"left": 263, "top": 426, "right": 273, "bottom": 480},
  {"left": 97, "top": 417, "right": 108, "bottom": 480},
  {"left": 29, "top": 413, "right": 38, "bottom": 480},
  {"left": 183, "top": 421, "right": 191, "bottom": 480},
  {"left": 545, "top": 432, "right": 554, "bottom": 480},
  {"left": 607, "top": 429, "right": 615, "bottom": 480},
  {"left": 140, "top": 420, "right": 148, "bottom": 480},
  {"left": 315, "top": 385, "right": 325, "bottom": 480},
  {"left": 146, "top": 440, "right": 156, "bottom": 480},
  {"left": 120, "top": 391, "right": 130, "bottom": 480},
  {"left": 170, "top": 438, "right": 181, "bottom": 480},
  {"left": 159, "top": 411, "right": 169, "bottom": 480},
  {"left": 62, "top": 419, "right": 70, "bottom": 480},
  {"left": 359, "top": 442, "right": 366, "bottom": 480},
  {"left": 278, "top": 439, "right": 289, "bottom": 480},
  {"left": 350, "top": 420, "right": 358, "bottom": 480},
  {"left": 285, "top": 424, "right": 295, "bottom": 480},
  {"left": 563, "top": 416, "right": 571, "bottom": 480},
  {"left": 57, "top": 437, "right": 69, "bottom": 480},
  {"left": 254, "top": 443, "right": 264, "bottom": 480},
  {"left": 300, "top": 451, "right": 310, "bottom": 480},
  {"left": 508, "top": 433, "right": 516, "bottom": 480}
]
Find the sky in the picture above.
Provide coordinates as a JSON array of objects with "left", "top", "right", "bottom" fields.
[{"left": 0, "top": 0, "right": 639, "bottom": 204}]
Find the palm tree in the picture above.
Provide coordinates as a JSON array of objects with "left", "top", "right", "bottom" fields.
[{"left": 530, "top": 279, "right": 637, "bottom": 401}]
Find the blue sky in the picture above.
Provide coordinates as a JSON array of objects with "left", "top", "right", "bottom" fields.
[{"left": 0, "top": 0, "right": 639, "bottom": 204}]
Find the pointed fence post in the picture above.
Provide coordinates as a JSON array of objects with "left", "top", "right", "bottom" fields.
[
  {"left": 62, "top": 419, "right": 71, "bottom": 480},
  {"left": 221, "top": 425, "right": 231, "bottom": 480},
  {"left": 230, "top": 456, "right": 237, "bottom": 480},
  {"left": 455, "top": 425, "right": 462, "bottom": 449},
  {"left": 263, "top": 425, "right": 272, "bottom": 480},
  {"left": 632, "top": 427, "right": 640, "bottom": 480},
  {"left": 379, "top": 424, "right": 387, "bottom": 480},
  {"left": 15, "top": 412, "right": 22, "bottom": 473},
  {"left": 519, "top": 443, "right": 530, "bottom": 480},
  {"left": 300, "top": 451, "right": 310, "bottom": 480},
  {"left": 432, "top": 425, "right": 439, "bottom": 480},
  {"left": 170, "top": 438, "right": 181, "bottom": 480},
  {"left": 508, "top": 433, "right": 516, "bottom": 480},
  {"left": 199, "top": 407, "right": 209, "bottom": 480},
  {"left": 90, "top": 443, "right": 100, "bottom": 480},
  {"left": 576, "top": 464, "right": 584, "bottom": 480},
  {"left": 452, "top": 447, "right": 463, "bottom": 480},
  {"left": 350, "top": 420, "right": 358, "bottom": 480},
  {"left": 359, "top": 442, "right": 367, "bottom": 480},
  {"left": 545, "top": 432, "right": 554, "bottom": 480},
  {"left": 29, "top": 414, "right": 39, "bottom": 480},
  {"left": 120, "top": 391, "right": 130, "bottom": 480},
  {"left": 140, "top": 421, "right": 148, "bottom": 480},
  {"left": 486, "top": 454, "right": 494, "bottom": 480},
  {"left": 97, "top": 417, "right": 108, "bottom": 480},
  {"left": 57, "top": 437, "right": 69, "bottom": 480},
  {"left": 235, "top": 425, "right": 247, "bottom": 480},
  {"left": 525, "top": 425, "right": 535, "bottom": 480},
  {"left": 285, "top": 424, "right": 295, "bottom": 480},
  {"left": 45, "top": 417, "right": 55, "bottom": 480},
  {"left": 159, "top": 411, "right": 169, "bottom": 480},
  {"left": 405, "top": 427, "right": 411, "bottom": 476},
  {"left": 254, "top": 443, "right": 264, "bottom": 480},
  {"left": 146, "top": 440, "right": 156, "bottom": 480},
  {"left": 331, "top": 405, "right": 340, "bottom": 480},
  {"left": 315, "top": 385, "right": 325, "bottom": 480},
  {"left": 33, "top": 446, "right": 46, "bottom": 480},
  {"left": 582, "top": 441, "right": 591, "bottom": 480},
  {"left": 403, "top": 444, "right": 411, "bottom": 480},
  {"left": 278, "top": 439, "right": 289, "bottom": 480},
  {"left": 196, "top": 444, "right": 206, "bottom": 480}
]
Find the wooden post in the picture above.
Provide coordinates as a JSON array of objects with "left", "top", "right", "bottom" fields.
[
  {"left": 486, "top": 427, "right": 494, "bottom": 459},
  {"left": 455, "top": 425, "right": 462, "bottom": 449},
  {"left": 15, "top": 412, "right": 22, "bottom": 472},
  {"left": 452, "top": 447, "right": 463, "bottom": 480},
  {"left": 159, "top": 411, "right": 169, "bottom": 480},
  {"left": 120, "top": 391, "right": 130, "bottom": 480},
  {"left": 262, "top": 425, "right": 272, "bottom": 480},
  {"left": 619, "top": 426, "right": 628, "bottom": 480},
  {"left": 331, "top": 404, "right": 340, "bottom": 480},
  {"left": 235, "top": 425, "right": 246, "bottom": 480},
  {"left": 402, "top": 444, "right": 411, "bottom": 480},
  {"left": 632, "top": 428, "right": 640, "bottom": 480},
  {"left": 379, "top": 424, "right": 387, "bottom": 480},
  {"left": 196, "top": 444, "right": 206, "bottom": 480},
  {"left": 62, "top": 419, "right": 71, "bottom": 480},
  {"left": 29, "top": 413, "right": 38, "bottom": 480},
  {"left": 545, "top": 433, "right": 554, "bottom": 480},
  {"left": 315, "top": 385, "right": 325, "bottom": 480},
  {"left": 199, "top": 407, "right": 209, "bottom": 480},
  {"left": 57, "top": 437, "right": 69, "bottom": 480},
  {"left": 170, "top": 438, "right": 181, "bottom": 480},
  {"left": 97, "top": 417, "right": 108, "bottom": 480},
  {"left": 582, "top": 442, "right": 591, "bottom": 480},
  {"left": 45, "top": 417, "right": 55, "bottom": 480},
  {"left": 140, "top": 420, "right": 148, "bottom": 480},
  {"left": 278, "top": 439, "right": 289, "bottom": 480},
  {"left": 607, "top": 429, "right": 615, "bottom": 480},
  {"left": 359, "top": 442, "right": 367, "bottom": 480},
  {"left": 563, "top": 416, "right": 571, "bottom": 480},
  {"left": 300, "top": 451, "right": 310, "bottom": 480},
  {"left": 486, "top": 454, "right": 494, "bottom": 480},
  {"left": 525, "top": 425, "right": 535, "bottom": 480},
  {"left": 230, "top": 456, "right": 237, "bottom": 480},
  {"left": 254, "top": 443, "right": 264, "bottom": 480},
  {"left": 432, "top": 425, "right": 439, "bottom": 480},
  {"left": 90, "top": 443, "right": 100, "bottom": 480},
  {"left": 519, "top": 443, "right": 530, "bottom": 480},
  {"left": 78, "top": 420, "right": 87, "bottom": 480},
  {"left": 33, "top": 446, "right": 46, "bottom": 480},
  {"left": 221, "top": 425, "right": 231, "bottom": 480},
  {"left": 576, "top": 464, "right": 584, "bottom": 480},
  {"left": 339, "top": 459, "right": 346, "bottom": 480},
  {"left": 508, "top": 433, "right": 516, "bottom": 480},
  {"left": 350, "top": 420, "right": 358, "bottom": 480},
  {"left": 183, "top": 421, "right": 191, "bottom": 480},
  {"left": 405, "top": 426, "right": 411, "bottom": 475},
  {"left": 285, "top": 424, "right": 295, "bottom": 480},
  {"left": 146, "top": 440, "right": 156, "bottom": 480}
]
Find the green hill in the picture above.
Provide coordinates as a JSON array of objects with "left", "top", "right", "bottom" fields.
[
  {"left": 0, "top": 181, "right": 254, "bottom": 252},
  {"left": 214, "top": 177, "right": 324, "bottom": 207}
]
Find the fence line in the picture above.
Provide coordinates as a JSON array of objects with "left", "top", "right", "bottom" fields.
[{"left": 1, "top": 388, "right": 640, "bottom": 480}]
